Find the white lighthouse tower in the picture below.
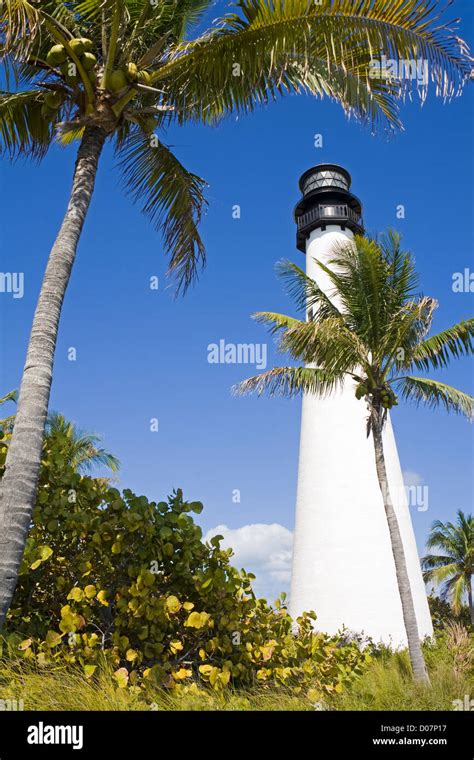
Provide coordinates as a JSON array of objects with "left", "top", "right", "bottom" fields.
[{"left": 289, "top": 164, "right": 433, "bottom": 647}]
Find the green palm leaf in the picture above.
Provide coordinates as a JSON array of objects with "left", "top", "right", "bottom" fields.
[
  {"left": 156, "top": 0, "right": 471, "bottom": 129},
  {"left": 116, "top": 129, "right": 208, "bottom": 292},
  {"left": 0, "top": 90, "right": 53, "bottom": 158},
  {"left": 233, "top": 366, "right": 341, "bottom": 398},
  {"left": 409, "top": 319, "right": 474, "bottom": 372},
  {"left": 276, "top": 260, "right": 342, "bottom": 320},
  {"left": 396, "top": 376, "right": 474, "bottom": 417}
]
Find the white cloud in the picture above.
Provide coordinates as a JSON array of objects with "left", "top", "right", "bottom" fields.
[
  {"left": 402, "top": 470, "right": 424, "bottom": 487},
  {"left": 204, "top": 523, "right": 293, "bottom": 602}
]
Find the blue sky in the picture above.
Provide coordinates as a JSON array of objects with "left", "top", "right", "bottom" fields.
[{"left": 1, "top": 1, "right": 473, "bottom": 600}]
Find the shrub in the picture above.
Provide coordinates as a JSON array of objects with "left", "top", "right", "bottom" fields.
[
  {"left": 2, "top": 431, "right": 369, "bottom": 697},
  {"left": 427, "top": 594, "right": 471, "bottom": 631}
]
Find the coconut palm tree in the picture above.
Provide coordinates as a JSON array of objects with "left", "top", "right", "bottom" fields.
[
  {"left": 235, "top": 231, "right": 474, "bottom": 683},
  {"left": 45, "top": 411, "right": 120, "bottom": 473},
  {"left": 0, "top": 2, "right": 471, "bottom": 626},
  {"left": 422, "top": 511, "right": 473, "bottom": 626}
]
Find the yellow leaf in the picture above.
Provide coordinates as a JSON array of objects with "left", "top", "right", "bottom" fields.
[
  {"left": 172, "top": 668, "right": 192, "bottom": 681},
  {"left": 165, "top": 595, "right": 181, "bottom": 614},
  {"left": 184, "top": 611, "right": 210, "bottom": 629},
  {"left": 67, "top": 587, "right": 84, "bottom": 602},
  {"left": 97, "top": 590, "right": 109, "bottom": 606},
  {"left": 45, "top": 631, "right": 62, "bottom": 648},
  {"left": 114, "top": 667, "right": 129, "bottom": 688},
  {"left": 84, "top": 664, "right": 97, "bottom": 679}
]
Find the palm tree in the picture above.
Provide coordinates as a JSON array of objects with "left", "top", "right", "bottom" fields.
[
  {"left": 0, "top": 2, "right": 470, "bottom": 626},
  {"left": 0, "top": 391, "right": 17, "bottom": 435},
  {"left": 45, "top": 411, "right": 120, "bottom": 473},
  {"left": 235, "top": 231, "right": 474, "bottom": 683},
  {"left": 422, "top": 511, "right": 473, "bottom": 626}
]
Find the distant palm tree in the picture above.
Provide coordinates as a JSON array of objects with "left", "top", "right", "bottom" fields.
[
  {"left": 235, "top": 231, "right": 474, "bottom": 684},
  {"left": 0, "top": 391, "right": 17, "bottom": 435},
  {"left": 45, "top": 412, "right": 120, "bottom": 474},
  {"left": 422, "top": 511, "right": 473, "bottom": 626},
  {"left": 0, "top": 0, "right": 471, "bottom": 626}
]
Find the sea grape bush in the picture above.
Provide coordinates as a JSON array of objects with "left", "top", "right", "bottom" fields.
[{"left": 0, "top": 430, "right": 369, "bottom": 697}]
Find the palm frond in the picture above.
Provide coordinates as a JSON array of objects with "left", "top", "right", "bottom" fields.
[
  {"left": 396, "top": 376, "right": 474, "bottom": 418},
  {"left": 233, "top": 366, "right": 341, "bottom": 398},
  {"left": 279, "top": 317, "right": 367, "bottom": 371},
  {"left": 409, "top": 319, "right": 474, "bottom": 372},
  {"left": 116, "top": 129, "right": 208, "bottom": 293},
  {"left": 0, "top": 89, "right": 53, "bottom": 159},
  {"left": 0, "top": 390, "right": 18, "bottom": 406},
  {"left": 276, "top": 259, "right": 341, "bottom": 320},
  {"left": 156, "top": 0, "right": 471, "bottom": 130},
  {"left": 252, "top": 311, "right": 303, "bottom": 335}
]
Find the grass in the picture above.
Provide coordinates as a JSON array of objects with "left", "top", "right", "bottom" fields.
[{"left": 0, "top": 646, "right": 471, "bottom": 711}]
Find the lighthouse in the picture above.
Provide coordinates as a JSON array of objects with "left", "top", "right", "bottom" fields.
[{"left": 289, "top": 164, "right": 433, "bottom": 647}]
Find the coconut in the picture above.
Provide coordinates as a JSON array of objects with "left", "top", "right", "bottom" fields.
[
  {"left": 60, "top": 61, "right": 76, "bottom": 76},
  {"left": 137, "top": 70, "right": 152, "bottom": 86},
  {"left": 44, "top": 91, "right": 63, "bottom": 109},
  {"left": 109, "top": 69, "right": 128, "bottom": 92},
  {"left": 125, "top": 62, "right": 138, "bottom": 82},
  {"left": 46, "top": 44, "right": 67, "bottom": 66},
  {"left": 78, "top": 37, "right": 93, "bottom": 53},
  {"left": 69, "top": 38, "right": 86, "bottom": 56},
  {"left": 81, "top": 52, "right": 97, "bottom": 71}
]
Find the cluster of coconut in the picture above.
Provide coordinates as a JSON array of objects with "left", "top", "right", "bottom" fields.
[
  {"left": 46, "top": 38, "right": 97, "bottom": 86},
  {"left": 379, "top": 387, "right": 398, "bottom": 409},
  {"left": 354, "top": 382, "right": 398, "bottom": 409},
  {"left": 108, "top": 63, "right": 153, "bottom": 92}
]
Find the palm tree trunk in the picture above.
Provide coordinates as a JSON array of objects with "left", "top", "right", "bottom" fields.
[
  {"left": 372, "top": 413, "right": 431, "bottom": 685},
  {"left": 0, "top": 126, "right": 106, "bottom": 627}
]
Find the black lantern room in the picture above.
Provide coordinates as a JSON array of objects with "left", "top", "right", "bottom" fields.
[{"left": 294, "top": 164, "right": 364, "bottom": 252}]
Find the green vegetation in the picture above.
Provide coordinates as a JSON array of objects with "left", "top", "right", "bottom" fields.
[
  {"left": 0, "top": 623, "right": 471, "bottom": 711},
  {"left": 0, "top": 407, "right": 472, "bottom": 710},
  {"left": 0, "top": 424, "right": 369, "bottom": 699}
]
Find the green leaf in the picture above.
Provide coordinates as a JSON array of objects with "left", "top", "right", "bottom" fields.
[{"left": 45, "top": 630, "right": 62, "bottom": 648}]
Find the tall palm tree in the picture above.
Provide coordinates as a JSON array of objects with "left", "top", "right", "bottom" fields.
[
  {"left": 45, "top": 411, "right": 120, "bottom": 473},
  {"left": 0, "top": 2, "right": 470, "bottom": 625},
  {"left": 422, "top": 511, "right": 473, "bottom": 626},
  {"left": 235, "top": 231, "right": 474, "bottom": 683}
]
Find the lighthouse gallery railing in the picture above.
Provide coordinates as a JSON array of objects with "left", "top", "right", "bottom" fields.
[{"left": 297, "top": 204, "right": 363, "bottom": 230}]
